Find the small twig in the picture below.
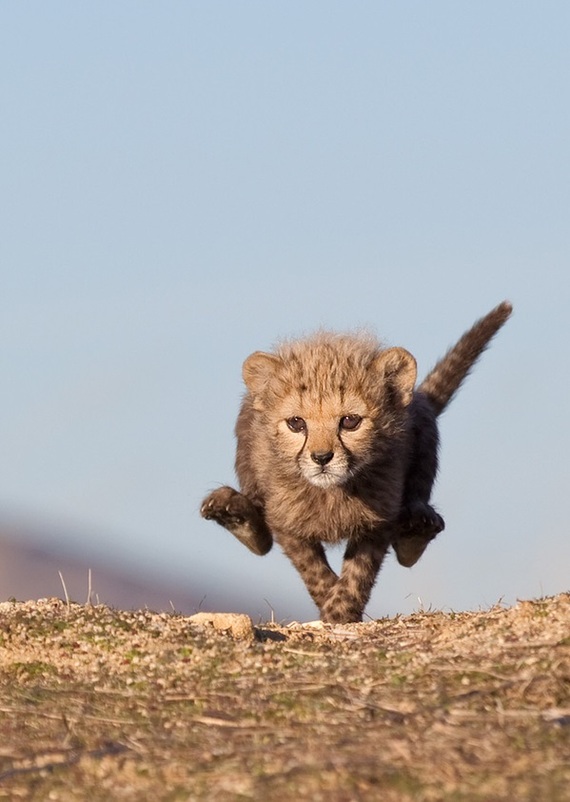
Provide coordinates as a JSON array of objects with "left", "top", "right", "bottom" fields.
[
  {"left": 501, "top": 640, "right": 563, "bottom": 649},
  {"left": 86, "top": 568, "right": 93, "bottom": 606},
  {"left": 0, "top": 706, "right": 136, "bottom": 726},
  {"left": 263, "top": 598, "right": 276, "bottom": 625},
  {"left": 447, "top": 707, "right": 570, "bottom": 721},
  {"left": 58, "top": 571, "right": 70, "bottom": 609},
  {"left": 192, "top": 715, "right": 262, "bottom": 729}
]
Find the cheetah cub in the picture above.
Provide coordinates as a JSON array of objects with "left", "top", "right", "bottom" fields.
[{"left": 201, "top": 302, "right": 512, "bottom": 623}]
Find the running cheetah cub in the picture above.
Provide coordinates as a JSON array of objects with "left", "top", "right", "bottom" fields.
[{"left": 201, "top": 302, "right": 512, "bottom": 623}]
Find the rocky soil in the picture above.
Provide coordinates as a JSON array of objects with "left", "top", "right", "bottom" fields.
[{"left": 0, "top": 593, "right": 569, "bottom": 800}]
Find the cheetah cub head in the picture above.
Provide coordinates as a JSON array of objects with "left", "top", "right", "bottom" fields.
[{"left": 242, "top": 332, "right": 416, "bottom": 488}]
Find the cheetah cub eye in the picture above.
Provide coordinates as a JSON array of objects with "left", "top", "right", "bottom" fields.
[
  {"left": 339, "top": 415, "right": 362, "bottom": 431},
  {"left": 286, "top": 416, "right": 307, "bottom": 433}
]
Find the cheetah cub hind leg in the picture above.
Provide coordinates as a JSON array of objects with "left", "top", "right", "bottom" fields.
[{"left": 201, "top": 486, "right": 273, "bottom": 556}]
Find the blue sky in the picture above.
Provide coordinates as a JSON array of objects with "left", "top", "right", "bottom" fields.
[{"left": 1, "top": 3, "right": 568, "bottom": 620}]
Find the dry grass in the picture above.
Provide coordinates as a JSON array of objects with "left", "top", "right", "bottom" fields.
[{"left": 0, "top": 593, "right": 569, "bottom": 801}]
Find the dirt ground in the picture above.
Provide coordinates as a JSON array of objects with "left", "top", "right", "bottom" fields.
[{"left": 0, "top": 593, "right": 569, "bottom": 801}]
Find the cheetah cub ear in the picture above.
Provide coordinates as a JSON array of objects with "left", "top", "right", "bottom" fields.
[
  {"left": 242, "top": 351, "right": 283, "bottom": 409},
  {"left": 371, "top": 347, "right": 417, "bottom": 406}
]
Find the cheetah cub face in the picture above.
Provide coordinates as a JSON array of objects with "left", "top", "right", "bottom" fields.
[
  {"left": 273, "top": 395, "right": 373, "bottom": 488},
  {"left": 242, "top": 334, "right": 417, "bottom": 489}
]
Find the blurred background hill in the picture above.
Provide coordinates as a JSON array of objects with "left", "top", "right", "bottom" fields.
[{"left": 0, "top": 521, "right": 240, "bottom": 615}]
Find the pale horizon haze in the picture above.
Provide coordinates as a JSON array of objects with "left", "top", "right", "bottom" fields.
[{"left": 1, "top": 3, "right": 568, "bottom": 621}]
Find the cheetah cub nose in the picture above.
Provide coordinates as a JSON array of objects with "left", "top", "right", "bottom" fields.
[{"left": 311, "top": 451, "right": 334, "bottom": 466}]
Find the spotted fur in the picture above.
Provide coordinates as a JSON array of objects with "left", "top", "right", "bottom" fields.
[{"left": 201, "top": 301, "right": 512, "bottom": 623}]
